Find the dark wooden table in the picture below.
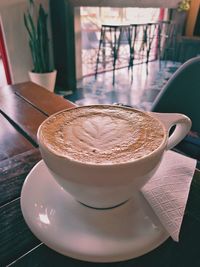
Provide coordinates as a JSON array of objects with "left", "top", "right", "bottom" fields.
[{"left": 0, "top": 82, "right": 200, "bottom": 267}]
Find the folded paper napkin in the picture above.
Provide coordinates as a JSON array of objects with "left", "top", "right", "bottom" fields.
[{"left": 142, "top": 150, "right": 196, "bottom": 242}]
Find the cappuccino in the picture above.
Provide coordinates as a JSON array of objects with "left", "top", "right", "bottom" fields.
[{"left": 39, "top": 105, "right": 165, "bottom": 164}]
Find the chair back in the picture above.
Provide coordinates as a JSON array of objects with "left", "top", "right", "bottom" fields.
[{"left": 151, "top": 56, "right": 200, "bottom": 133}]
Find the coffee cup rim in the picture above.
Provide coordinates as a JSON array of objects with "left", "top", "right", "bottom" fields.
[{"left": 37, "top": 104, "right": 168, "bottom": 166}]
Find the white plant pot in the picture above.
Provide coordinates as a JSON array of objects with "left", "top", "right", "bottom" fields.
[{"left": 29, "top": 70, "right": 57, "bottom": 92}]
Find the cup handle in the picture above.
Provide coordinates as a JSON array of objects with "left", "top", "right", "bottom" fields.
[{"left": 148, "top": 112, "right": 192, "bottom": 150}]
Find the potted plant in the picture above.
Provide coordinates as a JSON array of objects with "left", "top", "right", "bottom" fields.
[{"left": 24, "top": 0, "right": 57, "bottom": 92}]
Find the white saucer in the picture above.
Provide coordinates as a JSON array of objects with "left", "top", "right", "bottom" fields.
[{"left": 20, "top": 160, "right": 169, "bottom": 263}]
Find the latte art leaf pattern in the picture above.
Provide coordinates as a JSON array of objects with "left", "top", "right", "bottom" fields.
[
  {"left": 69, "top": 116, "right": 142, "bottom": 151},
  {"left": 40, "top": 106, "right": 165, "bottom": 164}
]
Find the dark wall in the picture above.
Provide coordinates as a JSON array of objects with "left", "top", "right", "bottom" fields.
[
  {"left": 194, "top": 7, "right": 200, "bottom": 36},
  {"left": 50, "top": 0, "right": 76, "bottom": 93}
]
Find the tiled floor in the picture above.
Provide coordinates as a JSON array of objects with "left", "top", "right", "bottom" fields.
[{"left": 65, "top": 60, "right": 181, "bottom": 111}]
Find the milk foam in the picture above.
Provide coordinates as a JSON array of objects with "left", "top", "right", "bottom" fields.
[{"left": 39, "top": 106, "right": 165, "bottom": 164}]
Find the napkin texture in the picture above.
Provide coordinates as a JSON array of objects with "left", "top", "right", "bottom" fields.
[{"left": 142, "top": 150, "right": 196, "bottom": 242}]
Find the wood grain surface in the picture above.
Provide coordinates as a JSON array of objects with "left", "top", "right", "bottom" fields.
[
  {"left": 0, "top": 148, "right": 41, "bottom": 206},
  {"left": 0, "top": 199, "right": 40, "bottom": 266},
  {"left": 0, "top": 88, "right": 47, "bottom": 145},
  {"left": 0, "top": 114, "right": 34, "bottom": 161},
  {"left": 11, "top": 82, "right": 75, "bottom": 116}
]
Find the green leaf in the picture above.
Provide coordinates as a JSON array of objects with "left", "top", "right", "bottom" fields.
[{"left": 24, "top": 1, "right": 51, "bottom": 73}]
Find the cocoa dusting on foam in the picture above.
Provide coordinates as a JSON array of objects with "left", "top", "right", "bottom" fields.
[{"left": 40, "top": 106, "right": 165, "bottom": 164}]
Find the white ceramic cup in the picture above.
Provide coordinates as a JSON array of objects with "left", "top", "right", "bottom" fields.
[{"left": 37, "top": 106, "right": 191, "bottom": 209}]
